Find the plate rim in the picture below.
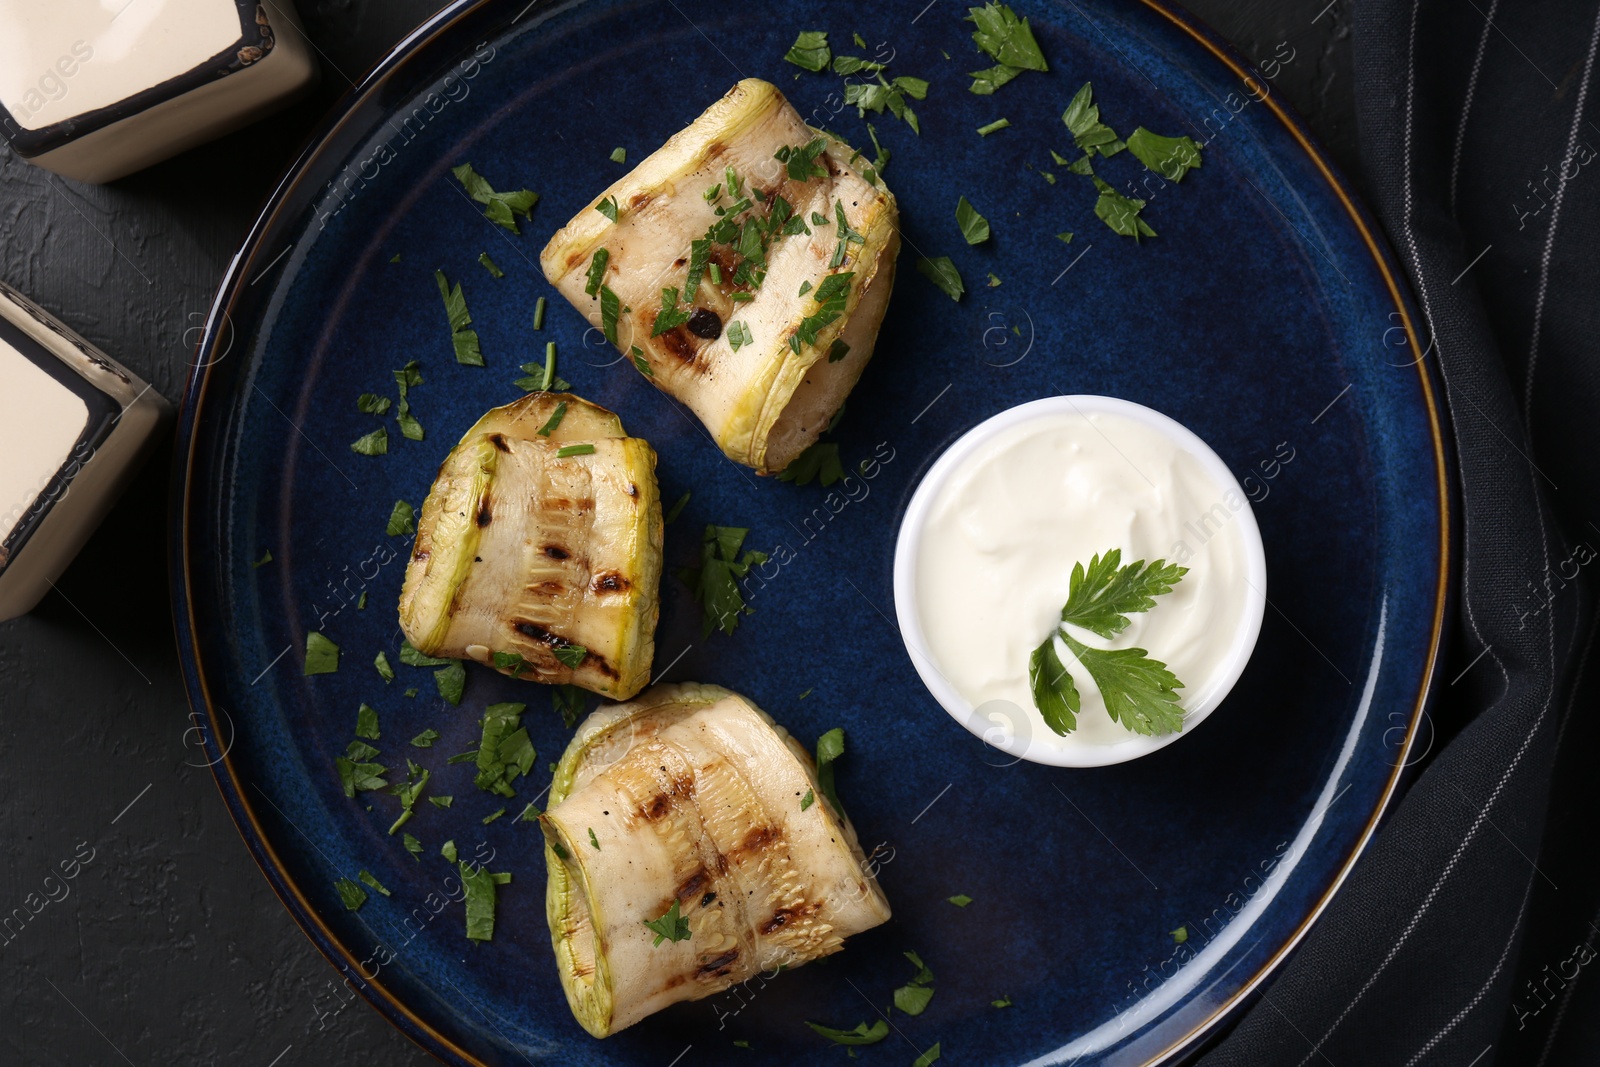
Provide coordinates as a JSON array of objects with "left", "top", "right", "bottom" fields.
[{"left": 168, "top": 0, "right": 1455, "bottom": 1063}]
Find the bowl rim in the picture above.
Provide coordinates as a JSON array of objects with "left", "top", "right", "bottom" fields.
[{"left": 892, "top": 394, "right": 1268, "bottom": 768}]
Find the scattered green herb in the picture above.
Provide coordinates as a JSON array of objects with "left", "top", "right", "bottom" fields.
[
  {"left": 429, "top": 795, "right": 453, "bottom": 808},
  {"left": 304, "top": 632, "right": 339, "bottom": 675},
  {"left": 386, "top": 499, "right": 415, "bottom": 536},
  {"left": 967, "top": 2, "right": 1048, "bottom": 94},
  {"left": 517, "top": 802, "right": 541, "bottom": 822},
  {"left": 916, "top": 256, "right": 964, "bottom": 301},
  {"left": 727, "top": 320, "right": 754, "bottom": 351},
  {"left": 402, "top": 833, "right": 423, "bottom": 859},
  {"left": 595, "top": 195, "right": 620, "bottom": 223},
  {"left": 977, "top": 117, "right": 1012, "bottom": 136},
  {"left": 587, "top": 827, "right": 601, "bottom": 850},
  {"left": 895, "top": 950, "right": 936, "bottom": 1015},
  {"left": 441, "top": 839, "right": 458, "bottom": 862},
  {"left": 553, "top": 644, "right": 588, "bottom": 669},
  {"left": 956, "top": 196, "right": 991, "bottom": 244},
  {"left": 828, "top": 338, "right": 851, "bottom": 363},
  {"left": 478, "top": 252, "right": 504, "bottom": 278},
  {"left": 356, "top": 703, "right": 380, "bottom": 740},
  {"left": 784, "top": 30, "right": 831, "bottom": 71},
  {"left": 1062, "top": 82, "right": 1122, "bottom": 156},
  {"left": 250, "top": 550, "right": 273, "bottom": 568},
  {"left": 610, "top": 146, "right": 627, "bottom": 163},
  {"left": 350, "top": 427, "right": 388, "bottom": 456},
  {"left": 584, "top": 248, "right": 610, "bottom": 297},
  {"left": 914, "top": 1043, "right": 942, "bottom": 1066},
  {"left": 599, "top": 285, "right": 621, "bottom": 344},
  {"left": 334, "top": 877, "right": 368, "bottom": 911},
  {"left": 1172, "top": 925, "right": 1189, "bottom": 943},
  {"left": 801, "top": 788, "right": 815, "bottom": 811},
  {"left": 537, "top": 400, "right": 569, "bottom": 437},
  {"left": 1092, "top": 177, "right": 1156, "bottom": 239},
  {"left": 435, "top": 660, "right": 466, "bottom": 706},
  {"left": 411, "top": 729, "right": 440, "bottom": 748},
  {"left": 474, "top": 702, "right": 535, "bottom": 797},
  {"left": 453, "top": 163, "right": 538, "bottom": 234},
  {"left": 393, "top": 359, "right": 424, "bottom": 441},
  {"left": 806, "top": 1020, "right": 888, "bottom": 1046},
  {"left": 948, "top": 894, "right": 973, "bottom": 907},
  {"left": 533, "top": 295, "right": 547, "bottom": 330},
  {"left": 556, "top": 443, "right": 596, "bottom": 458},
  {"left": 358, "top": 869, "right": 391, "bottom": 896},
  {"left": 435, "top": 271, "right": 484, "bottom": 366},
  {"left": 1126, "top": 126, "right": 1203, "bottom": 182},
  {"left": 1057, "top": 231, "right": 1075, "bottom": 242},
  {"left": 643, "top": 899, "right": 691, "bottom": 946},
  {"left": 460, "top": 860, "right": 501, "bottom": 942},
  {"left": 676, "top": 525, "right": 768, "bottom": 638},
  {"left": 483, "top": 807, "right": 507, "bottom": 825},
  {"left": 375, "top": 651, "right": 394, "bottom": 683},
  {"left": 815, "top": 727, "right": 846, "bottom": 818},
  {"left": 552, "top": 684, "right": 586, "bottom": 729},
  {"left": 777, "top": 442, "right": 844, "bottom": 487},
  {"left": 992, "top": 994, "right": 1014, "bottom": 1008},
  {"left": 357, "top": 393, "right": 390, "bottom": 415},
  {"left": 399, "top": 640, "right": 452, "bottom": 667}
]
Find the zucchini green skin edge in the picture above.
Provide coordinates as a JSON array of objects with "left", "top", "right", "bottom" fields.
[{"left": 541, "top": 683, "right": 891, "bottom": 1038}]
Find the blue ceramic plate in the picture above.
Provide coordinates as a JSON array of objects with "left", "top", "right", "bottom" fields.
[{"left": 172, "top": 1, "right": 1451, "bottom": 1064}]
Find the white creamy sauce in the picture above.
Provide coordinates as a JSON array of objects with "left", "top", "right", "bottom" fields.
[
  {"left": 915, "top": 410, "right": 1252, "bottom": 751},
  {"left": 0, "top": 0, "right": 243, "bottom": 130},
  {"left": 0, "top": 340, "right": 88, "bottom": 544}
]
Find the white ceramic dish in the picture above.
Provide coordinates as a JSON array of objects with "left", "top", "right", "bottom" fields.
[{"left": 892, "top": 395, "right": 1267, "bottom": 767}]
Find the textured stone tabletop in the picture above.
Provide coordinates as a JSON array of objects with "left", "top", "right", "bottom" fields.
[{"left": 0, "top": 2, "right": 1354, "bottom": 1062}]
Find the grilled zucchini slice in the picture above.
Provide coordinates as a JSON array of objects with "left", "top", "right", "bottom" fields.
[
  {"left": 540, "top": 78, "right": 900, "bottom": 474},
  {"left": 397, "top": 393, "right": 661, "bottom": 699},
  {"left": 542, "top": 683, "right": 891, "bottom": 1037}
]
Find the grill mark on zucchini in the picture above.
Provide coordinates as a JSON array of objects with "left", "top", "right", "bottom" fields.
[
  {"left": 696, "top": 948, "right": 739, "bottom": 978},
  {"left": 512, "top": 620, "right": 620, "bottom": 678},
  {"left": 592, "top": 572, "right": 630, "bottom": 594}
]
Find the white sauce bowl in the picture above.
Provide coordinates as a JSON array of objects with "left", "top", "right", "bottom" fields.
[{"left": 893, "top": 396, "right": 1267, "bottom": 767}]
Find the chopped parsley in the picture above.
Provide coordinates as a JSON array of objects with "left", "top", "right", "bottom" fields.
[
  {"left": 992, "top": 994, "right": 1014, "bottom": 1008},
  {"left": 355, "top": 703, "right": 380, "bottom": 740},
  {"left": 1126, "top": 126, "right": 1203, "bottom": 182},
  {"left": 474, "top": 702, "right": 535, "bottom": 797},
  {"left": 304, "top": 632, "right": 339, "bottom": 675},
  {"left": 435, "top": 271, "right": 484, "bottom": 366},
  {"left": 584, "top": 248, "right": 609, "bottom": 297},
  {"left": 435, "top": 660, "right": 466, "bottom": 705},
  {"left": 460, "top": 860, "right": 502, "bottom": 942},
  {"left": 727, "top": 321, "right": 754, "bottom": 351},
  {"left": 1057, "top": 231, "right": 1075, "bottom": 242},
  {"left": 374, "top": 651, "right": 394, "bottom": 683},
  {"left": 632, "top": 345, "right": 652, "bottom": 376},
  {"left": 967, "top": 2, "right": 1048, "bottom": 94},
  {"left": 478, "top": 252, "right": 504, "bottom": 278},
  {"left": 358, "top": 869, "right": 391, "bottom": 896},
  {"left": 784, "top": 30, "right": 831, "bottom": 71},
  {"left": 334, "top": 877, "right": 367, "bottom": 911},
  {"left": 1029, "top": 549, "right": 1188, "bottom": 734},
  {"left": 386, "top": 499, "right": 415, "bottom": 536},
  {"left": 402, "top": 833, "right": 423, "bottom": 859},
  {"left": 452, "top": 163, "right": 538, "bottom": 233},
  {"left": 652, "top": 286, "right": 694, "bottom": 336},
  {"left": 556, "top": 443, "right": 596, "bottom": 458},
  {"left": 800, "top": 788, "right": 815, "bottom": 811},
  {"left": 828, "top": 338, "right": 851, "bottom": 363},
  {"left": 947, "top": 894, "right": 973, "bottom": 907},
  {"left": 684, "top": 238, "right": 712, "bottom": 301},
  {"left": 517, "top": 802, "right": 541, "bottom": 822},
  {"left": 599, "top": 285, "right": 621, "bottom": 344},
  {"left": 805, "top": 1020, "right": 888, "bottom": 1046},
  {"left": 1062, "top": 83, "right": 1124, "bottom": 157},
  {"left": 815, "top": 727, "right": 846, "bottom": 818},
  {"left": 916, "top": 256, "right": 964, "bottom": 301},
  {"left": 587, "top": 827, "right": 601, "bottom": 850},
  {"left": 483, "top": 807, "right": 507, "bottom": 825},
  {"left": 665, "top": 492, "right": 691, "bottom": 524},
  {"left": 676, "top": 525, "right": 768, "bottom": 638},
  {"left": 335, "top": 754, "right": 387, "bottom": 798},
  {"left": 537, "top": 401, "right": 569, "bottom": 436},
  {"left": 350, "top": 427, "right": 388, "bottom": 455},
  {"left": 609, "top": 146, "right": 627, "bottom": 163},
  {"left": 388, "top": 761, "right": 430, "bottom": 834},
  {"left": 1092, "top": 177, "right": 1156, "bottom": 239},
  {"left": 533, "top": 295, "right": 546, "bottom": 330},
  {"left": 356, "top": 393, "right": 390, "bottom": 415},
  {"left": 844, "top": 72, "right": 928, "bottom": 134},
  {"left": 410, "top": 729, "right": 440, "bottom": 748},
  {"left": 914, "top": 1043, "right": 942, "bottom": 1066},
  {"left": 1172, "top": 925, "right": 1189, "bottom": 943},
  {"left": 429, "top": 795, "right": 453, "bottom": 808},
  {"left": 777, "top": 442, "right": 844, "bottom": 487},
  {"left": 595, "top": 195, "right": 620, "bottom": 222},
  {"left": 776, "top": 137, "right": 829, "bottom": 181},
  {"left": 956, "top": 196, "right": 991, "bottom": 245},
  {"left": 250, "top": 550, "right": 273, "bottom": 568},
  {"left": 441, "top": 839, "right": 457, "bottom": 862},
  {"left": 977, "top": 117, "right": 1012, "bottom": 136},
  {"left": 393, "top": 360, "right": 424, "bottom": 441},
  {"left": 553, "top": 643, "right": 588, "bottom": 669},
  {"left": 643, "top": 899, "right": 691, "bottom": 946},
  {"left": 987, "top": 272, "right": 1003, "bottom": 287},
  {"left": 552, "top": 684, "right": 586, "bottom": 728},
  {"left": 399, "top": 640, "right": 452, "bottom": 667},
  {"left": 791, "top": 268, "right": 854, "bottom": 353}
]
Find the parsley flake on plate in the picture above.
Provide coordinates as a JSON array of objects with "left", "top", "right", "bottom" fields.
[
  {"left": 350, "top": 426, "right": 388, "bottom": 456},
  {"left": 410, "top": 728, "right": 439, "bottom": 748},
  {"left": 460, "top": 860, "right": 503, "bottom": 942},
  {"left": 992, "top": 994, "right": 1014, "bottom": 1008},
  {"left": 374, "top": 651, "right": 394, "bottom": 683},
  {"left": 777, "top": 442, "right": 844, "bottom": 487},
  {"left": 453, "top": 163, "right": 538, "bottom": 233},
  {"left": 552, "top": 684, "right": 587, "bottom": 728},
  {"left": 967, "top": 2, "right": 1048, "bottom": 94},
  {"left": 429, "top": 795, "right": 453, "bottom": 808},
  {"left": 956, "top": 196, "right": 991, "bottom": 245},
  {"left": 399, "top": 639, "right": 451, "bottom": 667},
  {"left": 435, "top": 271, "right": 485, "bottom": 366},
  {"left": 914, "top": 1043, "right": 942, "bottom": 1066},
  {"left": 402, "top": 833, "right": 423, "bottom": 859},
  {"left": 478, "top": 252, "right": 504, "bottom": 278},
  {"left": 784, "top": 30, "right": 831, "bottom": 71},
  {"left": 595, "top": 195, "right": 620, "bottom": 222},
  {"left": 334, "top": 877, "right": 367, "bottom": 911},
  {"left": 483, "top": 807, "right": 507, "bottom": 825},
  {"left": 675, "top": 525, "right": 768, "bottom": 638},
  {"left": 358, "top": 869, "right": 391, "bottom": 896},
  {"left": 815, "top": 727, "right": 846, "bottom": 818},
  {"left": 386, "top": 499, "right": 415, "bottom": 536},
  {"left": 916, "top": 256, "right": 965, "bottom": 301},
  {"left": 610, "top": 146, "right": 627, "bottom": 163},
  {"left": 356, "top": 393, "right": 390, "bottom": 415},
  {"left": 948, "top": 894, "right": 973, "bottom": 907},
  {"left": 533, "top": 295, "right": 547, "bottom": 330},
  {"left": 1093, "top": 178, "right": 1156, "bottom": 239},
  {"left": 355, "top": 703, "right": 380, "bottom": 740},
  {"left": 1126, "top": 126, "right": 1203, "bottom": 182},
  {"left": 806, "top": 1019, "right": 888, "bottom": 1046},
  {"left": 434, "top": 660, "right": 466, "bottom": 705},
  {"left": 895, "top": 950, "right": 936, "bottom": 1015},
  {"left": 977, "top": 117, "right": 1012, "bottom": 136},
  {"left": 304, "top": 632, "right": 339, "bottom": 675},
  {"left": 474, "top": 702, "right": 535, "bottom": 797},
  {"left": 1063, "top": 82, "right": 1124, "bottom": 156}
]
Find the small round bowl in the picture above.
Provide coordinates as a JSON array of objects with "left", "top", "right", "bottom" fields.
[{"left": 892, "top": 395, "right": 1268, "bottom": 767}]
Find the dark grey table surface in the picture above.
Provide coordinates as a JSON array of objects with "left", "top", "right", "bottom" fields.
[{"left": 0, "top": 2, "right": 1355, "bottom": 1063}]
